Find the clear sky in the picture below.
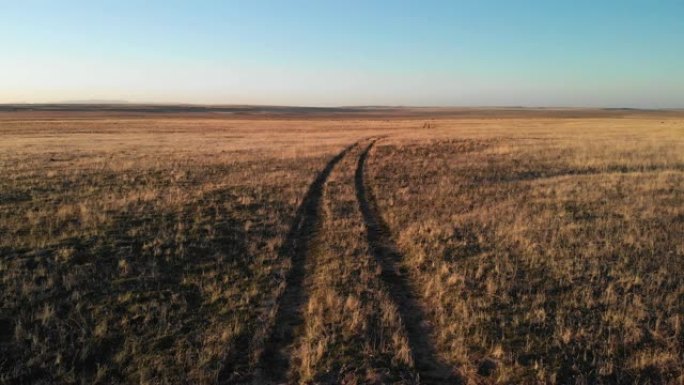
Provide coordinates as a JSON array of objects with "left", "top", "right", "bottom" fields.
[{"left": 1, "top": 0, "right": 683, "bottom": 107}]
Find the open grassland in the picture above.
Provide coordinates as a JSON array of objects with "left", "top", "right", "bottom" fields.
[{"left": 0, "top": 111, "right": 682, "bottom": 384}]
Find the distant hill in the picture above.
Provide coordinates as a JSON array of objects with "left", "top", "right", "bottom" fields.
[
  {"left": 58, "top": 99, "right": 130, "bottom": 104},
  {"left": 0, "top": 104, "right": 682, "bottom": 119}
]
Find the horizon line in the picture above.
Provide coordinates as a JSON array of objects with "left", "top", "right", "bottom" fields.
[{"left": 1, "top": 102, "right": 682, "bottom": 111}]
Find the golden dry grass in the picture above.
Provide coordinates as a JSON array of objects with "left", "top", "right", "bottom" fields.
[
  {"left": 371, "top": 118, "right": 684, "bottom": 384},
  {"left": 0, "top": 112, "right": 682, "bottom": 384}
]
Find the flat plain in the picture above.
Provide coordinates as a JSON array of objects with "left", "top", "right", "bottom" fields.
[{"left": 0, "top": 107, "right": 682, "bottom": 384}]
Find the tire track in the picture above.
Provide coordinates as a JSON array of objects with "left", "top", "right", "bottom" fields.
[
  {"left": 254, "top": 141, "right": 358, "bottom": 383},
  {"left": 355, "top": 139, "right": 460, "bottom": 384}
]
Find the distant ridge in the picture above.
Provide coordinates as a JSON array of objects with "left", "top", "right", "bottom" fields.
[
  {"left": 0, "top": 104, "right": 682, "bottom": 120},
  {"left": 58, "top": 99, "right": 130, "bottom": 104}
]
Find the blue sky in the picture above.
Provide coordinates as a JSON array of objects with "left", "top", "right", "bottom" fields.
[{"left": 1, "top": 0, "right": 683, "bottom": 107}]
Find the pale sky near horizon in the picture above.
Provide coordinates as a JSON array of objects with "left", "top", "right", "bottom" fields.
[{"left": 1, "top": 0, "right": 683, "bottom": 107}]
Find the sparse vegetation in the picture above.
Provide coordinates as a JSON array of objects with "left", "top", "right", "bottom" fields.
[
  {"left": 370, "top": 118, "right": 684, "bottom": 384},
  {"left": 1, "top": 111, "right": 682, "bottom": 384}
]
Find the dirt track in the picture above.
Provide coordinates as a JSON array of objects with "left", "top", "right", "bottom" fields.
[{"left": 241, "top": 138, "right": 462, "bottom": 384}]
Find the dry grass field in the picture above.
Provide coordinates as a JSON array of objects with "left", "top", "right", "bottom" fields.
[{"left": 0, "top": 108, "right": 682, "bottom": 384}]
